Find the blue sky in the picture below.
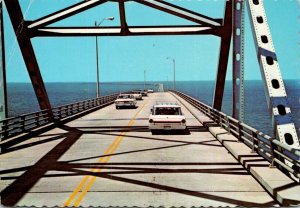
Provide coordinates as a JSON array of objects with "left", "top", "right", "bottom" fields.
[{"left": 3, "top": 0, "right": 300, "bottom": 82}]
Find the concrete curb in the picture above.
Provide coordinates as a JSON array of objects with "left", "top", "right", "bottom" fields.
[{"left": 170, "top": 92, "right": 300, "bottom": 206}]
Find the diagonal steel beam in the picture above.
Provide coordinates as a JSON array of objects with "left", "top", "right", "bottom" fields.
[
  {"left": 134, "top": 0, "right": 222, "bottom": 27},
  {"left": 213, "top": 0, "right": 233, "bottom": 110},
  {"left": 247, "top": 0, "right": 299, "bottom": 148},
  {"left": 27, "top": 0, "right": 107, "bottom": 29},
  {"left": 4, "top": 0, "right": 52, "bottom": 114}
]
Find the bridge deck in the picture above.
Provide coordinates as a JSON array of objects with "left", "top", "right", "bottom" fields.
[{"left": 1, "top": 92, "right": 277, "bottom": 207}]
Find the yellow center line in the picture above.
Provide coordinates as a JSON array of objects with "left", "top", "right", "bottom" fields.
[
  {"left": 63, "top": 132, "right": 124, "bottom": 207},
  {"left": 64, "top": 103, "right": 146, "bottom": 207}
]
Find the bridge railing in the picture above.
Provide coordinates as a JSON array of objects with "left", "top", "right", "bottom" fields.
[
  {"left": 171, "top": 90, "right": 300, "bottom": 180},
  {"left": 0, "top": 92, "right": 127, "bottom": 140}
]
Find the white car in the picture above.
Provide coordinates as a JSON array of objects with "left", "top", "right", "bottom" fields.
[
  {"left": 147, "top": 89, "right": 154, "bottom": 93},
  {"left": 115, "top": 94, "right": 137, "bottom": 109},
  {"left": 140, "top": 90, "right": 148, "bottom": 96},
  {"left": 149, "top": 102, "right": 186, "bottom": 131},
  {"left": 132, "top": 91, "right": 143, "bottom": 100}
]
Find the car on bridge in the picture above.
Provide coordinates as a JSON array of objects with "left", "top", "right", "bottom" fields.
[
  {"left": 140, "top": 90, "right": 148, "bottom": 96},
  {"left": 147, "top": 89, "right": 154, "bottom": 93},
  {"left": 115, "top": 94, "right": 137, "bottom": 109},
  {"left": 132, "top": 91, "right": 143, "bottom": 100},
  {"left": 149, "top": 102, "right": 186, "bottom": 131}
]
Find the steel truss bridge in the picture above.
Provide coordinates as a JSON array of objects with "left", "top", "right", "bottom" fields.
[{"left": 0, "top": 0, "right": 299, "bottom": 207}]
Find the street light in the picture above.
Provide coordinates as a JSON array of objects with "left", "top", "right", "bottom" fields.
[
  {"left": 144, "top": 70, "right": 146, "bottom": 90},
  {"left": 166, "top": 57, "right": 176, "bottom": 90},
  {"left": 95, "top": 17, "right": 114, "bottom": 98}
]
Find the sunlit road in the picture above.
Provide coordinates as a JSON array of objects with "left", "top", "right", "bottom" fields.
[{"left": 0, "top": 92, "right": 277, "bottom": 207}]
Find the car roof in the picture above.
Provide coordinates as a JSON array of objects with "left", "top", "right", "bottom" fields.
[
  {"left": 118, "top": 94, "right": 132, "bottom": 96},
  {"left": 153, "top": 102, "right": 181, "bottom": 108}
]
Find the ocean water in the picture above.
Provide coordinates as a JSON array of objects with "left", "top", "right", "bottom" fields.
[{"left": 7, "top": 80, "right": 299, "bottom": 137}]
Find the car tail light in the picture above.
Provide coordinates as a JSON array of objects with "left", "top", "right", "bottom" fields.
[
  {"left": 181, "top": 119, "right": 186, "bottom": 123},
  {"left": 149, "top": 119, "right": 154, "bottom": 123}
]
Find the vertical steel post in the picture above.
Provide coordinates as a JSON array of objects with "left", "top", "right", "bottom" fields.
[
  {"left": 232, "top": 0, "right": 245, "bottom": 121},
  {"left": 144, "top": 70, "right": 146, "bottom": 90},
  {"left": 212, "top": 0, "right": 233, "bottom": 110},
  {"left": 0, "top": 1, "right": 7, "bottom": 121},
  {"left": 173, "top": 59, "right": 175, "bottom": 90},
  {"left": 95, "top": 33, "right": 100, "bottom": 98}
]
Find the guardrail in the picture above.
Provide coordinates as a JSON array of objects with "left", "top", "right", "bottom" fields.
[
  {"left": 0, "top": 92, "right": 131, "bottom": 140},
  {"left": 171, "top": 90, "right": 300, "bottom": 180}
]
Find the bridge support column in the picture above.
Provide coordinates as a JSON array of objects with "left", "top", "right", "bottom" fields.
[
  {"left": 232, "top": 0, "right": 245, "bottom": 121},
  {"left": 213, "top": 0, "right": 233, "bottom": 111},
  {"left": 4, "top": 0, "right": 52, "bottom": 115},
  {"left": 0, "top": 2, "right": 7, "bottom": 121}
]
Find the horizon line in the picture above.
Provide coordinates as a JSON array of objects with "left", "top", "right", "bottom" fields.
[{"left": 6, "top": 79, "right": 299, "bottom": 84}]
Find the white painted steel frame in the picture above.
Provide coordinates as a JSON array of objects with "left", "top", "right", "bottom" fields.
[
  {"left": 247, "top": 0, "right": 299, "bottom": 148},
  {"left": 35, "top": 26, "right": 213, "bottom": 36}
]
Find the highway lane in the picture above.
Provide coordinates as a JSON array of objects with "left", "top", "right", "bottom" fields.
[{"left": 0, "top": 92, "right": 277, "bottom": 207}]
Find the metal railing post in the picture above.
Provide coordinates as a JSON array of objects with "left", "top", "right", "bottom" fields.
[
  {"left": 251, "top": 131, "right": 258, "bottom": 153},
  {"left": 36, "top": 112, "right": 40, "bottom": 127},
  {"left": 237, "top": 122, "right": 242, "bottom": 142},
  {"left": 2, "top": 119, "right": 8, "bottom": 138},
  {"left": 58, "top": 107, "right": 62, "bottom": 118},
  {"left": 269, "top": 138, "right": 276, "bottom": 168},
  {"left": 20, "top": 115, "right": 25, "bottom": 131}
]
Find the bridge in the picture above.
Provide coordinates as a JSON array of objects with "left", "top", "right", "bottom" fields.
[
  {"left": 1, "top": 91, "right": 300, "bottom": 207},
  {"left": 0, "top": 0, "right": 300, "bottom": 207}
]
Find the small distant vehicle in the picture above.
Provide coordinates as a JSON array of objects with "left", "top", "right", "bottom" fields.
[
  {"left": 149, "top": 102, "right": 186, "bottom": 131},
  {"left": 132, "top": 91, "right": 143, "bottom": 100},
  {"left": 147, "top": 89, "right": 154, "bottom": 93},
  {"left": 140, "top": 90, "right": 148, "bottom": 96},
  {"left": 115, "top": 94, "right": 136, "bottom": 109}
]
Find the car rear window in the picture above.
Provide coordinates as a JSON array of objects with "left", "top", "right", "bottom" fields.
[
  {"left": 154, "top": 107, "right": 181, "bottom": 115},
  {"left": 118, "top": 95, "right": 131, "bottom": 99}
]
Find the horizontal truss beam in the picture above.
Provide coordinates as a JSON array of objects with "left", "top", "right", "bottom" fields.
[{"left": 29, "top": 26, "right": 221, "bottom": 37}]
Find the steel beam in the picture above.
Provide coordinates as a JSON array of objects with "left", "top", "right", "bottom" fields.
[
  {"left": 30, "top": 26, "right": 220, "bottom": 37},
  {"left": 213, "top": 0, "right": 233, "bottom": 110},
  {"left": 247, "top": 0, "right": 299, "bottom": 148},
  {"left": 118, "top": 0, "right": 130, "bottom": 35},
  {"left": 134, "top": 0, "right": 222, "bottom": 26},
  {"left": 27, "top": 0, "right": 108, "bottom": 29},
  {"left": 4, "top": 0, "right": 52, "bottom": 113},
  {"left": 232, "top": 0, "right": 244, "bottom": 120},
  {"left": 0, "top": 2, "right": 7, "bottom": 121}
]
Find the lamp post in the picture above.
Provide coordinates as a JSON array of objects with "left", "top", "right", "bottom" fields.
[
  {"left": 144, "top": 70, "right": 146, "bottom": 90},
  {"left": 166, "top": 57, "right": 176, "bottom": 90},
  {"left": 95, "top": 17, "right": 114, "bottom": 98}
]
